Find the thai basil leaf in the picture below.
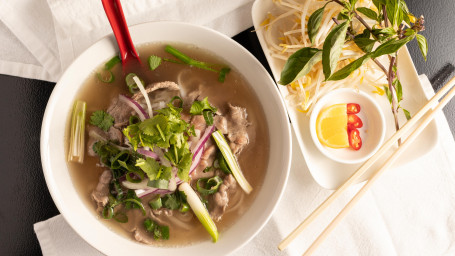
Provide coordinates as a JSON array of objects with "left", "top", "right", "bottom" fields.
[
  {"left": 337, "top": 12, "right": 349, "bottom": 21},
  {"left": 278, "top": 47, "right": 322, "bottom": 85},
  {"left": 354, "top": 37, "right": 376, "bottom": 53},
  {"left": 308, "top": 5, "right": 326, "bottom": 45},
  {"left": 328, "top": 54, "right": 371, "bottom": 81},
  {"left": 372, "top": 35, "right": 415, "bottom": 58},
  {"left": 402, "top": 108, "right": 411, "bottom": 120},
  {"left": 356, "top": 7, "right": 378, "bottom": 21},
  {"left": 394, "top": 78, "right": 403, "bottom": 102},
  {"left": 372, "top": 27, "right": 395, "bottom": 37},
  {"left": 415, "top": 34, "right": 428, "bottom": 61},
  {"left": 322, "top": 21, "right": 349, "bottom": 80},
  {"left": 383, "top": 85, "right": 393, "bottom": 104},
  {"left": 349, "top": 0, "right": 359, "bottom": 7},
  {"left": 373, "top": 0, "right": 386, "bottom": 8},
  {"left": 399, "top": 0, "right": 411, "bottom": 25},
  {"left": 386, "top": 0, "right": 404, "bottom": 26}
]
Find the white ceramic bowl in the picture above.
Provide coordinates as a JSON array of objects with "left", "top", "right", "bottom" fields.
[
  {"left": 40, "top": 22, "right": 292, "bottom": 255},
  {"left": 309, "top": 88, "right": 386, "bottom": 164}
]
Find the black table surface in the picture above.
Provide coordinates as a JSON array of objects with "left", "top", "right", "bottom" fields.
[{"left": 1, "top": 1, "right": 454, "bottom": 255}]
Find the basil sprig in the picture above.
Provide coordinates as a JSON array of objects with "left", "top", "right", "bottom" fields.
[
  {"left": 278, "top": 48, "right": 322, "bottom": 85},
  {"left": 321, "top": 21, "right": 349, "bottom": 80}
]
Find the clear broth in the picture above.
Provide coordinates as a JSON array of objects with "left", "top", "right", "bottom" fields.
[{"left": 67, "top": 42, "right": 270, "bottom": 246}]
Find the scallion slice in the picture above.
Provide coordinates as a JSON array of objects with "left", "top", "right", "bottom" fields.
[
  {"left": 96, "top": 70, "right": 114, "bottom": 83},
  {"left": 104, "top": 56, "right": 121, "bottom": 70},
  {"left": 179, "top": 202, "right": 190, "bottom": 213},
  {"left": 149, "top": 197, "right": 162, "bottom": 210},
  {"left": 179, "top": 182, "right": 218, "bottom": 242},
  {"left": 212, "top": 130, "right": 252, "bottom": 194},
  {"left": 125, "top": 73, "right": 145, "bottom": 93},
  {"left": 68, "top": 100, "right": 86, "bottom": 163},
  {"left": 196, "top": 176, "right": 223, "bottom": 195},
  {"left": 123, "top": 199, "right": 146, "bottom": 216}
]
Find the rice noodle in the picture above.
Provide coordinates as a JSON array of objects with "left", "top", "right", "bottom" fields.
[
  {"left": 133, "top": 76, "right": 153, "bottom": 118},
  {"left": 260, "top": 0, "right": 388, "bottom": 115}
]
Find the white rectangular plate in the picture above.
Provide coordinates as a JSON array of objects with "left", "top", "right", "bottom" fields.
[{"left": 252, "top": 0, "right": 439, "bottom": 189}]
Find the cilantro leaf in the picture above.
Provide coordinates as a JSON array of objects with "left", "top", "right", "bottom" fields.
[
  {"left": 136, "top": 157, "right": 161, "bottom": 180},
  {"left": 136, "top": 157, "right": 173, "bottom": 182},
  {"left": 90, "top": 110, "right": 114, "bottom": 132},
  {"left": 190, "top": 97, "right": 217, "bottom": 115},
  {"left": 190, "top": 97, "right": 217, "bottom": 125},
  {"left": 162, "top": 194, "right": 181, "bottom": 210}
]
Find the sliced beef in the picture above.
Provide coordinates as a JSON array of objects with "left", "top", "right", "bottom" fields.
[
  {"left": 91, "top": 170, "right": 112, "bottom": 213},
  {"left": 225, "top": 104, "right": 250, "bottom": 155},
  {"left": 107, "top": 97, "right": 133, "bottom": 126},
  {"left": 190, "top": 144, "right": 217, "bottom": 180},
  {"left": 214, "top": 115, "right": 228, "bottom": 134},
  {"left": 133, "top": 228, "right": 155, "bottom": 245},
  {"left": 190, "top": 115, "right": 206, "bottom": 133},
  {"left": 209, "top": 174, "right": 237, "bottom": 222}
]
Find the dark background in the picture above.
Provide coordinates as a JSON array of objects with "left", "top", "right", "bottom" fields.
[{"left": 1, "top": 0, "right": 454, "bottom": 255}]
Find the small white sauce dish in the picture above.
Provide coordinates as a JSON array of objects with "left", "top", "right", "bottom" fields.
[{"left": 309, "top": 88, "right": 386, "bottom": 164}]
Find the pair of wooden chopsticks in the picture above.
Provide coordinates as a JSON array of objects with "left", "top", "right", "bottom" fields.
[{"left": 278, "top": 75, "right": 455, "bottom": 255}]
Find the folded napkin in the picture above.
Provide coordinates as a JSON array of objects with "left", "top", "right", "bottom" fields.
[{"left": 0, "top": 0, "right": 254, "bottom": 82}]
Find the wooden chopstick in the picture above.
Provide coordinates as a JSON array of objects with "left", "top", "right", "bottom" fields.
[{"left": 278, "top": 75, "right": 455, "bottom": 252}]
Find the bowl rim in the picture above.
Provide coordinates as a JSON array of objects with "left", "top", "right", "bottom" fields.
[
  {"left": 40, "top": 21, "right": 292, "bottom": 255},
  {"left": 309, "top": 88, "right": 386, "bottom": 164}
]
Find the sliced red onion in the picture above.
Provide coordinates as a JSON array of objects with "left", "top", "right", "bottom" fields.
[
  {"left": 189, "top": 147, "right": 204, "bottom": 176},
  {"left": 137, "top": 148, "right": 159, "bottom": 160},
  {"left": 118, "top": 94, "right": 149, "bottom": 121},
  {"left": 191, "top": 125, "right": 214, "bottom": 158},
  {"left": 135, "top": 188, "right": 173, "bottom": 198}
]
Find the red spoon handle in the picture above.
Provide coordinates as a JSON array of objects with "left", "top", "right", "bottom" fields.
[{"left": 101, "top": 0, "right": 140, "bottom": 64}]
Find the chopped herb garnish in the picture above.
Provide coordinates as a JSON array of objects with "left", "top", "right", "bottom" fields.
[
  {"left": 196, "top": 176, "right": 223, "bottom": 195},
  {"left": 149, "top": 197, "right": 162, "bottom": 210},
  {"left": 123, "top": 103, "right": 194, "bottom": 182},
  {"left": 96, "top": 69, "right": 114, "bottom": 83},
  {"left": 125, "top": 73, "right": 145, "bottom": 93},
  {"left": 190, "top": 97, "right": 217, "bottom": 115},
  {"left": 162, "top": 193, "right": 181, "bottom": 210},
  {"left": 144, "top": 218, "right": 170, "bottom": 240},
  {"left": 190, "top": 97, "right": 217, "bottom": 125},
  {"left": 89, "top": 110, "right": 114, "bottom": 132},
  {"left": 147, "top": 45, "right": 230, "bottom": 82},
  {"left": 104, "top": 56, "right": 121, "bottom": 70},
  {"left": 148, "top": 55, "right": 162, "bottom": 70}
]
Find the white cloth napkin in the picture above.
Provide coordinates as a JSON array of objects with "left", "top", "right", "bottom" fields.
[
  {"left": 0, "top": 0, "right": 254, "bottom": 81},
  {"left": 2, "top": 0, "right": 453, "bottom": 255}
]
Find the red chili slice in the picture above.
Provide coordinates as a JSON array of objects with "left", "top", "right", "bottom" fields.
[
  {"left": 348, "top": 128, "right": 362, "bottom": 150},
  {"left": 347, "top": 114, "right": 363, "bottom": 129},
  {"left": 347, "top": 103, "right": 361, "bottom": 114}
]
